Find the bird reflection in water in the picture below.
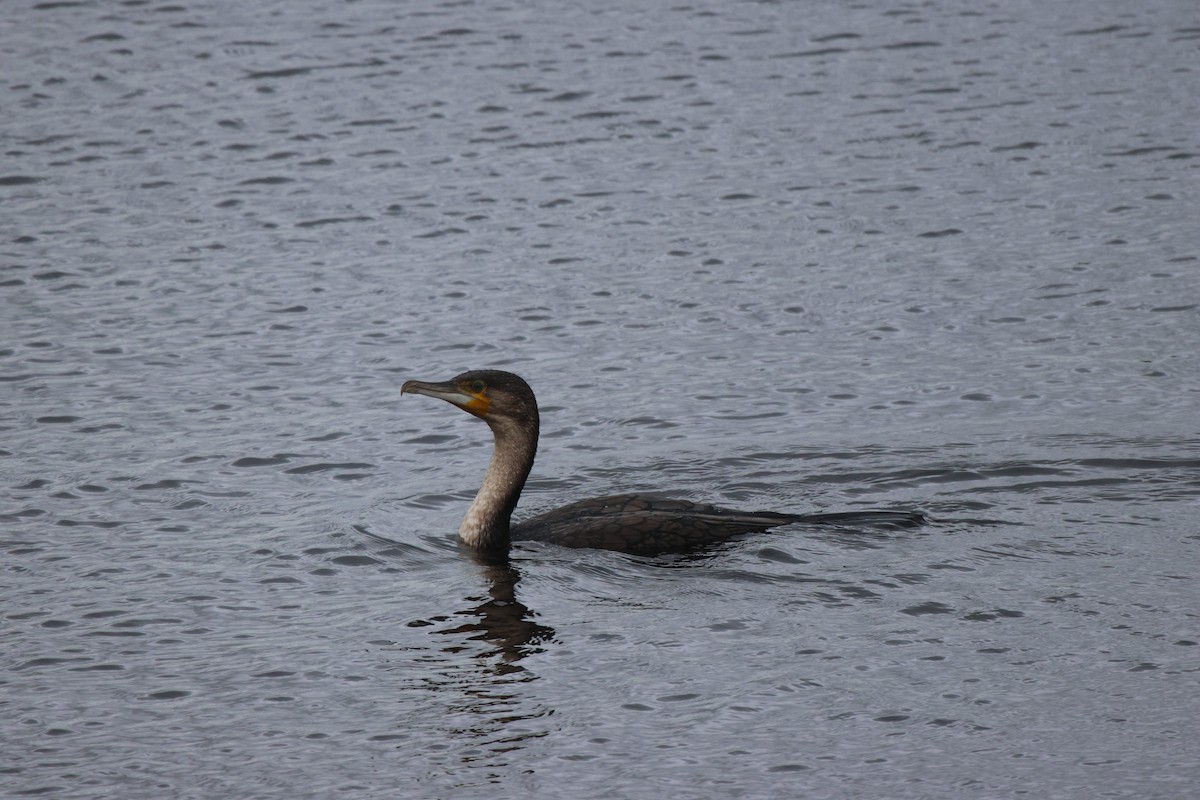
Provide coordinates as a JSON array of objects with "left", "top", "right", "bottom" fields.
[
  {"left": 355, "top": 523, "right": 554, "bottom": 672},
  {"left": 433, "top": 552, "right": 554, "bottom": 674}
]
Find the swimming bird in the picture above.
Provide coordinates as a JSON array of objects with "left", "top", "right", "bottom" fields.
[{"left": 402, "top": 369, "right": 923, "bottom": 556}]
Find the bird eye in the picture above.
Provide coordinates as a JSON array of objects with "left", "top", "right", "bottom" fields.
[{"left": 470, "top": 380, "right": 486, "bottom": 393}]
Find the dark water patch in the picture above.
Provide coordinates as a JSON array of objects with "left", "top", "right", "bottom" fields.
[
  {"left": 237, "top": 176, "right": 294, "bottom": 185},
  {"left": 347, "top": 118, "right": 398, "bottom": 127},
  {"left": 928, "top": 561, "right": 976, "bottom": 572},
  {"left": 1065, "top": 25, "right": 1130, "bottom": 36},
  {"left": 307, "top": 431, "right": 349, "bottom": 442},
  {"left": 546, "top": 91, "right": 591, "bottom": 103},
  {"left": 838, "top": 585, "right": 882, "bottom": 600},
  {"left": 1103, "top": 146, "right": 1178, "bottom": 157},
  {"left": 0, "top": 508, "right": 47, "bottom": 523},
  {"left": 993, "top": 141, "right": 1042, "bottom": 152},
  {"left": 81, "top": 609, "right": 127, "bottom": 620},
  {"left": 295, "top": 215, "right": 373, "bottom": 228},
  {"left": 413, "top": 226, "right": 468, "bottom": 238},
  {"left": 134, "top": 479, "right": 194, "bottom": 490},
  {"left": 244, "top": 67, "right": 314, "bottom": 80},
  {"left": 1074, "top": 457, "right": 1200, "bottom": 470},
  {"left": 111, "top": 617, "right": 185, "bottom": 628},
  {"left": 329, "top": 555, "right": 383, "bottom": 566},
  {"left": 811, "top": 32, "right": 860, "bottom": 43},
  {"left": 404, "top": 434, "right": 457, "bottom": 445},
  {"left": 879, "top": 40, "right": 941, "bottom": 50},
  {"left": 0, "top": 175, "right": 45, "bottom": 185},
  {"left": 70, "top": 663, "right": 125, "bottom": 672},
  {"left": 962, "top": 609, "right": 1024, "bottom": 622},
  {"left": 573, "top": 110, "right": 624, "bottom": 121},
  {"left": 231, "top": 454, "right": 303, "bottom": 467},
  {"left": 618, "top": 416, "right": 678, "bottom": 429},
  {"left": 754, "top": 547, "right": 808, "bottom": 565},
  {"left": 900, "top": 601, "right": 955, "bottom": 616},
  {"left": 284, "top": 462, "right": 376, "bottom": 475},
  {"left": 55, "top": 518, "right": 122, "bottom": 529},
  {"left": 12, "top": 655, "right": 90, "bottom": 671},
  {"left": 772, "top": 47, "right": 849, "bottom": 58}
]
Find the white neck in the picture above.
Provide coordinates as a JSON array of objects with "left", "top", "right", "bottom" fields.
[{"left": 457, "top": 416, "right": 537, "bottom": 550}]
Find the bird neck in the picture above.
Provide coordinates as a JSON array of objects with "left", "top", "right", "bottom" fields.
[{"left": 458, "top": 415, "right": 538, "bottom": 551}]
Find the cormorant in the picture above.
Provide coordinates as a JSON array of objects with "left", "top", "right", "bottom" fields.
[{"left": 402, "top": 369, "right": 923, "bottom": 556}]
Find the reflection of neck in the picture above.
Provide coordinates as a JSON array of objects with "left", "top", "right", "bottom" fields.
[
  {"left": 458, "top": 415, "right": 538, "bottom": 551},
  {"left": 455, "top": 556, "right": 554, "bottom": 668}
]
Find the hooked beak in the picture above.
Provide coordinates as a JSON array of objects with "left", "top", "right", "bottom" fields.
[{"left": 401, "top": 378, "right": 489, "bottom": 418}]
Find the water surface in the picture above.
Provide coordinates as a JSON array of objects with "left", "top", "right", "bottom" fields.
[{"left": 3, "top": 0, "right": 1199, "bottom": 798}]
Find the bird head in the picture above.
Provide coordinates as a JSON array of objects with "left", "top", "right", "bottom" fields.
[{"left": 401, "top": 369, "right": 538, "bottom": 426}]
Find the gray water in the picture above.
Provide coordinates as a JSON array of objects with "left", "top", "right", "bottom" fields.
[{"left": 3, "top": 0, "right": 1199, "bottom": 797}]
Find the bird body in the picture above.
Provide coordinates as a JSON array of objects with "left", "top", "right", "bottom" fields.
[
  {"left": 513, "top": 493, "right": 806, "bottom": 556},
  {"left": 401, "top": 369, "right": 922, "bottom": 556}
]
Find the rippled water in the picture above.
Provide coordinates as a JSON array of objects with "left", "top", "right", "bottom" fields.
[{"left": 3, "top": 0, "right": 1199, "bottom": 797}]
